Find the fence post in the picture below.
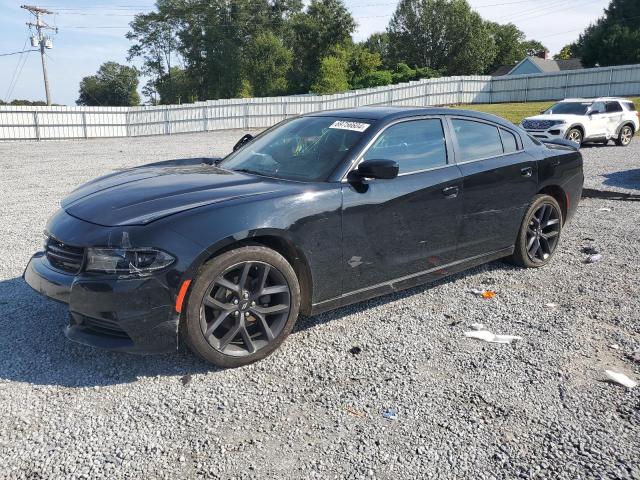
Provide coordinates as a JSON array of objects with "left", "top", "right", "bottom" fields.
[
  {"left": 164, "top": 107, "right": 171, "bottom": 135},
  {"left": 82, "top": 112, "right": 88, "bottom": 139},
  {"left": 423, "top": 81, "right": 430, "bottom": 106},
  {"left": 125, "top": 110, "right": 131, "bottom": 137},
  {"left": 489, "top": 77, "right": 494, "bottom": 104},
  {"left": 457, "top": 79, "right": 463, "bottom": 104},
  {"left": 524, "top": 76, "right": 530, "bottom": 102},
  {"left": 243, "top": 103, "right": 249, "bottom": 130},
  {"left": 608, "top": 67, "right": 614, "bottom": 96},
  {"left": 564, "top": 74, "right": 570, "bottom": 99},
  {"left": 387, "top": 89, "right": 393, "bottom": 106},
  {"left": 202, "top": 105, "right": 208, "bottom": 132},
  {"left": 33, "top": 111, "right": 40, "bottom": 140}
]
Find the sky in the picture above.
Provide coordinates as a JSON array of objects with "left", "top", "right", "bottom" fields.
[{"left": 0, "top": 0, "right": 612, "bottom": 105}]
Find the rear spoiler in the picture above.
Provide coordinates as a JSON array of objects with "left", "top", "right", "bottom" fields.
[{"left": 541, "top": 138, "right": 580, "bottom": 151}]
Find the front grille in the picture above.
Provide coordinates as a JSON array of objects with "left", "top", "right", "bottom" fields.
[
  {"left": 82, "top": 316, "right": 130, "bottom": 339},
  {"left": 45, "top": 237, "right": 85, "bottom": 273},
  {"left": 523, "top": 120, "right": 554, "bottom": 130}
]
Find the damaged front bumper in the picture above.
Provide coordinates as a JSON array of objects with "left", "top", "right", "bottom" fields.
[{"left": 24, "top": 252, "right": 180, "bottom": 353}]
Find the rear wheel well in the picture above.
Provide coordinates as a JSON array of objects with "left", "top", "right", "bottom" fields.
[
  {"left": 620, "top": 122, "right": 635, "bottom": 135},
  {"left": 538, "top": 185, "right": 567, "bottom": 224},
  {"left": 201, "top": 236, "right": 313, "bottom": 316}
]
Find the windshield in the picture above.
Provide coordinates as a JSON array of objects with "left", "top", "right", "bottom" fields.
[
  {"left": 544, "top": 102, "right": 591, "bottom": 115},
  {"left": 220, "top": 116, "right": 371, "bottom": 181}
]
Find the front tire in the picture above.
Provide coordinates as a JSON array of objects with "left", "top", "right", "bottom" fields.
[
  {"left": 615, "top": 125, "right": 634, "bottom": 146},
  {"left": 183, "top": 246, "right": 301, "bottom": 368},
  {"left": 566, "top": 128, "right": 583, "bottom": 145},
  {"left": 509, "top": 194, "right": 563, "bottom": 268}
]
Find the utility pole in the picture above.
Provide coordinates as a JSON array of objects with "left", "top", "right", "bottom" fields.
[{"left": 21, "top": 5, "right": 57, "bottom": 106}]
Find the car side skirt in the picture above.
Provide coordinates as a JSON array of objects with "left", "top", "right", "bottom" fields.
[{"left": 310, "top": 247, "right": 514, "bottom": 315}]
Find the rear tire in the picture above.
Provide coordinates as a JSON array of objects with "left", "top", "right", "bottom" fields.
[
  {"left": 615, "top": 125, "right": 634, "bottom": 146},
  {"left": 183, "top": 246, "right": 300, "bottom": 368},
  {"left": 565, "top": 128, "right": 583, "bottom": 145},
  {"left": 509, "top": 194, "right": 563, "bottom": 268}
]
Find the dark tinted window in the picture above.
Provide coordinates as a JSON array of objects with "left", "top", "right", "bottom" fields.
[
  {"left": 606, "top": 101, "right": 623, "bottom": 113},
  {"left": 624, "top": 102, "right": 637, "bottom": 111},
  {"left": 364, "top": 119, "right": 447, "bottom": 173},
  {"left": 591, "top": 102, "right": 606, "bottom": 114},
  {"left": 500, "top": 128, "right": 518, "bottom": 153},
  {"left": 452, "top": 119, "right": 503, "bottom": 161},
  {"left": 545, "top": 102, "right": 590, "bottom": 115}
]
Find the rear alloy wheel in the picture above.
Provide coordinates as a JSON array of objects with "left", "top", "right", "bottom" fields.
[
  {"left": 566, "top": 128, "right": 583, "bottom": 145},
  {"left": 509, "top": 194, "right": 562, "bottom": 268},
  {"left": 615, "top": 125, "right": 634, "bottom": 147},
  {"left": 183, "top": 246, "right": 300, "bottom": 368}
]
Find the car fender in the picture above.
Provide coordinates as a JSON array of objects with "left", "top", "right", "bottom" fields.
[
  {"left": 615, "top": 121, "right": 636, "bottom": 136},
  {"left": 565, "top": 123, "right": 585, "bottom": 138}
]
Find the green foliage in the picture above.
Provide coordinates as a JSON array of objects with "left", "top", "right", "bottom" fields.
[
  {"left": 392, "top": 63, "right": 416, "bottom": 83},
  {"left": 486, "top": 22, "right": 525, "bottom": 72},
  {"left": 363, "top": 33, "right": 390, "bottom": 67},
  {"left": 554, "top": 44, "right": 578, "bottom": 60},
  {"left": 521, "top": 40, "right": 548, "bottom": 57},
  {"left": 575, "top": 0, "right": 640, "bottom": 67},
  {"left": 0, "top": 99, "right": 49, "bottom": 106},
  {"left": 243, "top": 32, "right": 293, "bottom": 97},
  {"left": 289, "top": 0, "right": 356, "bottom": 93},
  {"left": 77, "top": 62, "right": 140, "bottom": 106},
  {"left": 353, "top": 70, "right": 393, "bottom": 88},
  {"left": 154, "top": 67, "right": 198, "bottom": 105},
  {"left": 387, "top": 0, "right": 496, "bottom": 75},
  {"left": 311, "top": 53, "right": 350, "bottom": 94}
]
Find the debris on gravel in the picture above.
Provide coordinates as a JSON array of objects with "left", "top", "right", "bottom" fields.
[{"left": 0, "top": 132, "right": 638, "bottom": 479}]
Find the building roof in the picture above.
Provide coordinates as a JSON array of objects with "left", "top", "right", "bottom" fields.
[{"left": 491, "top": 56, "right": 584, "bottom": 77}]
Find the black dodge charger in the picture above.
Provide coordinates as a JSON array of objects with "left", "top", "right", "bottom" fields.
[{"left": 24, "top": 107, "right": 583, "bottom": 368}]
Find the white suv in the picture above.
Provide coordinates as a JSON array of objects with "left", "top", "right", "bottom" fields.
[{"left": 521, "top": 97, "right": 639, "bottom": 147}]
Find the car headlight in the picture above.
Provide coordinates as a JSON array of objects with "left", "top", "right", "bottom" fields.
[{"left": 86, "top": 248, "right": 175, "bottom": 274}]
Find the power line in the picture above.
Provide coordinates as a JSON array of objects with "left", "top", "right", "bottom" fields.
[{"left": 0, "top": 48, "right": 40, "bottom": 57}]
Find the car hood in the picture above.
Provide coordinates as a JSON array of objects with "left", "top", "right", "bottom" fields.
[
  {"left": 523, "top": 114, "right": 581, "bottom": 123},
  {"left": 62, "top": 163, "right": 292, "bottom": 227}
]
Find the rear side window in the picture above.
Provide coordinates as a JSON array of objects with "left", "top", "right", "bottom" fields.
[
  {"left": 624, "top": 102, "right": 637, "bottom": 111},
  {"left": 500, "top": 128, "right": 519, "bottom": 154},
  {"left": 451, "top": 119, "right": 503, "bottom": 162},
  {"left": 606, "top": 102, "right": 623, "bottom": 113},
  {"left": 364, "top": 119, "right": 447, "bottom": 174}
]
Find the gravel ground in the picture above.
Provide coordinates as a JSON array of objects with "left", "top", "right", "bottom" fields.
[{"left": 0, "top": 131, "right": 638, "bottom": 479}]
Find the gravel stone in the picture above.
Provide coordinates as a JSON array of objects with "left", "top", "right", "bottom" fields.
[{"left": 0, "top": 131, "right": 638, "bottom": 479}]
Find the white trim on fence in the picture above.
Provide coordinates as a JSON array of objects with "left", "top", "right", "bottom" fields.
[{"left": 1, "top": 64, "right": 639, "bottom": 140}]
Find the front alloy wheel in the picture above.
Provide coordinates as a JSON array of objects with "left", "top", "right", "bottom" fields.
[
  {"left": 566, "top": 128, "right": 583, "bottom": 145},
  {"left": 200, "top": 261, "right": 291, "bottom": 357},
  {"left": 183, "top": 246, "right": 300, "bottom": 368}
]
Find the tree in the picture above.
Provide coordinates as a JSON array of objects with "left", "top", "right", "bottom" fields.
[
  {"left": 521, "top": 40, "right": 548, "bottom": 57},
  {"left": 243, "top": 32, "right": 293, "bottom": 97},
  {"left": 77, "top": 62, "right": 140, "bottom": 106},
  {"left": 288, "top": 0, "right": 356, "bottom": 92},
  {"left": 363, "top": 33, "right": 390, "bottom": 67},
  {"left": 554, "top": 44, "right": 578, "bottom": 60},
  {"left": 353, "top": 70, "right": 393, "bottom": 89},
  {"left": 311, "top": 51, "right": 349, "bottom": 94},
  {"left": 154, "top": 67, "right": 198, "bottom": 104},
  {"left": 347, "top": 44, "right": 382, "bottom": 88},
  {"left": 574, "top": 0, "right": 640, "bottom": 67},
  {"left": 387, "top": 0, "right": 496, "bottom": 76},
  {"left": 487, "top": 22, "right": 525, "bottom": 72}
]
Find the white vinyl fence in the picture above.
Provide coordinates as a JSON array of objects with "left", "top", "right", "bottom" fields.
[{"left": 2, "top": 63, "right": 639, "bottom": 140}]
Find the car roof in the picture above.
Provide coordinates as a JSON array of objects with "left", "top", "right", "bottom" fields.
[
  {"left": 561, "top": 97, "right": 631, "bottom": 103},
  {"left": 306, "top": 106, "right": 517, "bottom": 129}
]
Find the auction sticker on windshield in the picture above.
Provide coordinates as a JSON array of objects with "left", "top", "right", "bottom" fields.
[{"left": 329, "top": 120, "right": 371, "bottom": 132}]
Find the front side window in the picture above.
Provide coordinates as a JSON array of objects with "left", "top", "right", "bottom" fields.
[
  {"left": 363, "top": 119, "right": 447, "bottom": 174},
  {"left": 220, "top": 116, "right": 370, "bottom": 181},
  {"left": 452, "top": 119, "right": 503, "bottom": 162},
  {"left": 591, "top": 102, "right": 606, "bottom": 114}
]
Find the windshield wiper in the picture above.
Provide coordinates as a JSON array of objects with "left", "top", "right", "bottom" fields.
[{"left": 233, "top": 168, "right": 264, "bottom": 176}]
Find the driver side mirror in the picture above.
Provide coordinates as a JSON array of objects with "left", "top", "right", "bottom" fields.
[
  {"left": 355, "top": 159, "right": 399, "bottom": 180},
  {"left": 233, "top": 133, "right": 254, "bottom": 151}
]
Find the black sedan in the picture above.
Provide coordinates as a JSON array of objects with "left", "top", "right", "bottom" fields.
[{"left": 24, "top": 107, "right": 584, "bottom": 368}]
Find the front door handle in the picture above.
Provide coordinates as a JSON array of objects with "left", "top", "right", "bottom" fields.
[
  {"left": 442, "top": 186, "right": 459, "bottom": 198},
  {"left": 520, "top": 167, "right": 533, "bottom": 177}
]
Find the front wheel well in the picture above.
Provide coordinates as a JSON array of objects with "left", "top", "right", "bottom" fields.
[
  {"left": 200, "top": 235, "right": 313, "bottom": 316},
  {"left": 566, "top": 125, "right": 584, "bottom": 137},
  {"left": 538, "top": 185, "right": 567, "bottom": 224}
]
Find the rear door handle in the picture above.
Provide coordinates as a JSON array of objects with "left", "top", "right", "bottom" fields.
[
  {"left": 442, "top": 186, "right": 459, "bottom": 198},
  {"left": 520, "top": 167, "right": 533, "bottom": 177}
]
